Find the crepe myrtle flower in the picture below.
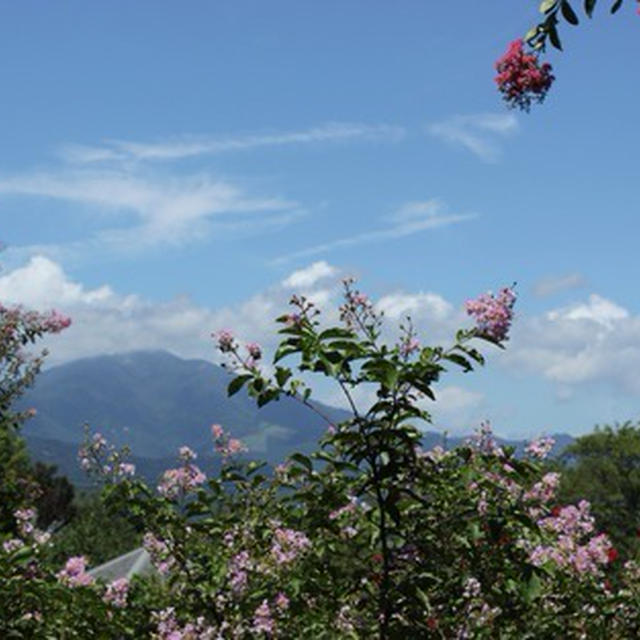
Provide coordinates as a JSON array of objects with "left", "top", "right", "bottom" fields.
[{"left": 495, "top": 39, "right": 554, "bottom": 111}]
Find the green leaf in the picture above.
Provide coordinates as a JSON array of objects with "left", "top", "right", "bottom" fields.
[
  {"left": 227, "top": 374, "right": 251, "bottom": 397},
  {"left": 290, "top": 452, "right": 313, "bottom": 473},
  {"left": 561, "top": 0, "right": 579, "bottom": 23},
  {"left": 539, "top": 0, "right": 558, "bottom": 13},
  {"left": 523, "top": 572, "right": 542, "bottom": 604},
  {"left": 275, "top": 366, "right": 292, "bottom": 387},
  {"left": 610, "top": 0, "right": 623, "bottom": 13},
  {"left": 274, "top": 343, "right": 299, "bottom": 363},
  {"left": 584, "top": 0, "right": 597, "bottom": 16},
  {"left": 548, "top": 21, "right": 563, "bottom": 50}
]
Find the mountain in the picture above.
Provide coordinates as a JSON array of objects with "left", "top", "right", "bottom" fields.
[
  {"left": 19, "top": 350, "right": 350, "bottom": 479},
  {"left": 18, "top": 350, "right": 574, "bottom": 484}
]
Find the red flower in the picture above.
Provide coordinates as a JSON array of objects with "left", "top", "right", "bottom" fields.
[
  {"left": 495, "top": 39, "right": 554, "bottom": 111},
  {"left": 427, "top": 617, "right": 438, "bottom": 630},
  {"left": 608, "top": 548, "right": 619, "bottom": 563}
]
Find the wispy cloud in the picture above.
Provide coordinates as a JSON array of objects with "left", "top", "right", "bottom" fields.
[
  {"left": 427, "top": 113, "right": 518, "bottom": 162},
  {"left": 0, "top": 169, "right": 300, "bottom": 253},
  {"left": 532, "top": 273, "right": 587, "bottom": 297},
  {"left": 274, "top": 199, "right": 476, "bottom": 263},
  {"left": 61, "top": 122, "right": 406, "bottom": 164}
]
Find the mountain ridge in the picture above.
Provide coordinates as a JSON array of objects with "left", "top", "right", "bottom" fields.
[{"left": 19, "top": 350, "right": 574, "bottom": 483}]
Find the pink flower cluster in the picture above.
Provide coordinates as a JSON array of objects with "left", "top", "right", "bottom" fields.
[
  {"left": 469, "top": 421, "right": 505, "bottom": 457},
  {"left": 525, "top": 436, "right": 555, "bottom": 459},
  {"left": 270, "top": 527, "right": 311, "bottom": 565},
  {"left": 13, "top": 507, "right": 51, "bottom": 546},
  {"left": 212, "top": 423, "right": 248, "bottom": 459},
  {"left": 215, "top": 329, "right": 235, "bottom": 353},
  {"left": 530, "top": 500, "right": 614, "bottom": 575},
  {"left": 398, "top": 336, "right": 420, "bottom": 358},
  {"left": 228, "top": 549, "right": 251, "bottom": 594},
  {"left": 0, "top": 305, "right": 71, "bottom": 337},
  {"left": 152, "top": 607, "right": 215, "bottom": 640},
  {"left": 524, "top": 472, "right": 561, "bottom": 506},
  {"left": 157, "top": 446, "right": 206, "bottom": 499},
  {"left": 253, "top": 599, "right": 275, "bottom": 636},
  {"left": 494, "top": 39, "right": 554, "bottom": 111},
  {"left": 57, "top": 556, "right": 95, "bottom": 587},
  {"left": 143, "top": 532, "right": 175, "bottom": 575},
  {"left": 40, "top": 309, "right": 72, "bottom": 333},
  {"left": 103, "top": 577, "right": 129, "bottom": 608},
  {"left": 465, "top": 287, "right": 516, "bottom": 342}
]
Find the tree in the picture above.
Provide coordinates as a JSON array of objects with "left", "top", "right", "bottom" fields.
[
  {"left": 559, "top": 421, "right": 640, "bottom": 558},
  {"left": 0, "top": 303, "right": 71, "bottom": 533}
]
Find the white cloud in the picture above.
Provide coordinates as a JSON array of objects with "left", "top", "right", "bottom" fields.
[
  {"left": 533, "top": 272, "right": 587, "bottom": 297},
  {"left": 546, "top": 294, "right": 629, "bottom": 327},
  {"left": 275, "top": 199, "right": 475, "bottom": 263},
  {"left": 0, "top": 256, "right": 346, "bottom": 367},
  {"left": 0, "top": 256, "right": 118, "bottom": 308},
  {"left": 0, "top": 169, "right": 299, "bottom": 252},
  {"left": 427, "top": 113, "right": 518, "bottom": 162},
  {"left": 428, "top": 385, "right": 486, "bottom": 433},
  {"left": 505, "top": 294, "right": 640, "bottom": 394},
  {"left": 61, "top": 122, "right": 406, "bottom": 164},
  {"left": 376, "top": 291, "right": 452, "bottom": 322},
  {"left": 282, "top": 261, "right": 338, "bottom": 289}
]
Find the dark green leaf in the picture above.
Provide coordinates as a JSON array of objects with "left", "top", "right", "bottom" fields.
[
  {"left": 584, "top": 0, "right": 597, "bottom": 16},
  {"left": 290, "top": 453, "right": 313, "bottom": 473},
  {"left": 610, "top": 0, "right": 623, "bottom": 13},
  {"left": 561, "top": 1, "right": 579, "bottom": 23},
  {"left": 548, "top": 21, "right": 563, "bottom": 50},
  {"left": 227, "top": 374, "right": 251, "bottom": 397}
]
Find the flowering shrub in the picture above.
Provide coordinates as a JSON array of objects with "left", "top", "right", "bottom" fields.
[{"left": 4, "top": 280, "right": 640, "bottom": 637}]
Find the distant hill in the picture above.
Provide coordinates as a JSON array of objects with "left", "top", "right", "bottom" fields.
[
  {"left": 19, "top": 350, "right": 350, "bottom": 479},
  {"left": 18, "top": 350, "right": 574, "bottom": 484}
]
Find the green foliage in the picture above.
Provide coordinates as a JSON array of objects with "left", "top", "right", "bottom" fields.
[
  {"left": 526, "top": 0, "right": 629, "bottom": 52},
  {"left": 49, "top": 492, "right": 141, "bottom": 567},
  {"left": 559, "top": 421, "right": 640, "bottom": 557},
  {"left": 4, "top": 282, "right": 640, "bottom": 637}
]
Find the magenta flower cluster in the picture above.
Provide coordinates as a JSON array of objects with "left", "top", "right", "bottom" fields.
[
  {"left": 465, "top": 287, "right": 516, "bottom": 342},
  {"left": 494, "top": 39, "right": 554, "bottom": 111}
]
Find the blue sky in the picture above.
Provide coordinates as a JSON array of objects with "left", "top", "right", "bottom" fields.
[{"left": 0, "top": 1, "right": 638, "bottom": 439}]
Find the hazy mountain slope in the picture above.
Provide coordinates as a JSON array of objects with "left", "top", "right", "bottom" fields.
[
  {"left": 20, "top": 350, "right": 348, "bottom": 460},
  {"left": 18, "top": 350, "right": 573, "bottom": 483}
]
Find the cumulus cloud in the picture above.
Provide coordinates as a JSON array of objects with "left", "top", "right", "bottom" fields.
[
  {"left": 0, "top": 256, "right": 346, "bottom": 366},
  {"left": 282, "top": 261, "right": 338, "bottom": 289},
  {"left": 428, "top": 385, "right": 486, "bottom": 433},
  {"left": 376, "top": 291, "right": 453, "bottom": 322},
  {"left": 427, "top": 113, "right": 518, "bottom": 162},
  {"left": 505, "top": 294, "right": 640, "bottom": 394}
]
